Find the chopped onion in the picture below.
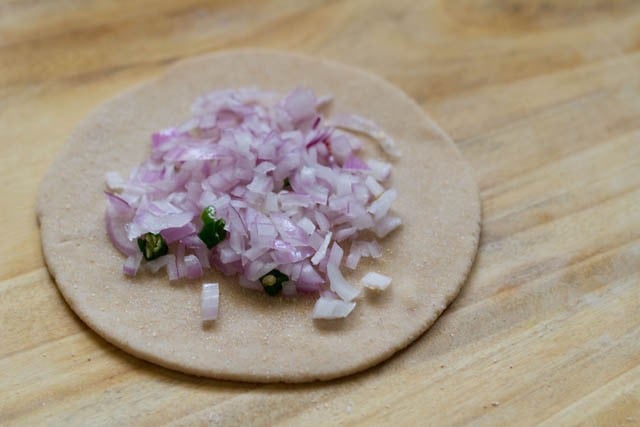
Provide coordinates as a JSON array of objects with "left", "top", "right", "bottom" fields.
[
  {"left": 361, "top": 272, "right": 391, "bottom": 290},
  {"left": 334, "top": 226, "right": 357, "bottom": 242},
  {"left": 365, "top": 176, "right": 384, "bottom": 197},
  {"left": 311, "top": 232, "right": 332, "bottom": 265},
  {"left": 368, "top": 241, "right": 382, "bottom": 258},
  {"left": 166, "top": 254, "right": 178, "bottom": 281},
  {"left": 328, "top": 242, "right": 344, "bottom": 266},
  {"left": 367, "top": 159, "right": 392, "bottom": 182},
  {"left": 146, "top": 255, "right": 170, "bottom": 273},
  {"left": 329, "top": 113, "right": 402, "bottom": 157},
  {"left": 314, "top": 211, "right": 330, "bottom": 232},
  {"left": 345, "top": 241, "right": 366, "bottom": 270},
  {"left": 316, "top": 94, "right": 333, "bottom": 109},
  {"left": 283, "top": 88, "right": 317, "bottom": 124},
  {"left": 282, "top": 281, "right": 297, "bottom": 296},
  {"left": 297, "top": 217, "right": 316, "bottom": 235},
  {"left": 297, "top": 261, "right": 324, "bottom": 291},
  {"left": 201, "top": 283, "right": 219, "bottom": 321},
  {"left": 312, "top": 296, "right": 356, "bottom": 319},
  {"left": 105, "top": 172, "right": 126, "bottom": 191},
  {"left": 374, "top": 216, "right": 403, "bottom": 238},
  {"left": 161, "top": 222, "right": 196, "bottom": 244},
  {"left": 123, "top": 252, "right": 142, "bottom": 276},
  {"left": 327, "top": 263, "right": 360, "bottom": 302},
  {"left": 368, "top": 188, "right": 397, "bottom": 221},
  {"left": 184, "top": 254, "right": 203, "bottom": 279},
  {"left": 127, "top": 210, "right": 193, "bottom": 240},
  {"left": 106, "top": 214, "right": 137, "bottom": 256},
  {"left": 105, "top": 87, "right": 402, "bottom": 318},
  {"left": 194, "top": 247, "right": 211, "bottom": 269}
]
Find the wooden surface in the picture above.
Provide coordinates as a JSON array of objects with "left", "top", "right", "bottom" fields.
[{"left": 1, "top": 0, "right": 639, "bottom": 425}]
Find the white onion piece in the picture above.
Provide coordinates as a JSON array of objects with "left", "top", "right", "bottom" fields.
[
  {"left": 194, "top": 247, "right": 211, "bottom": 269},
  {"left": 345, "top": 239, "right": 383, "bottom": 270},
  {"left": 166, "top": 254, "right": 178, "bottom": 281},
  {"left": 328, "top": 242, "right": 344, "bottom": 266},
  {"left": 238, "top": 276, "right": 261, "bottom": 290},
  {"left": 334, "top": 226, "right": 357, "bottom": 242},
  {"left": 106, "top": 214, "right": 137, "bottom": 256},
  {"left": 312, "top": 296, "right": 356, "bottom": 319},
  {"left": 374, "top": 216, "right": 403, "bottom": 238},
  {"left": 201, "top": 283, "right": 219, "bottom": 321},
  {"left": 284, "top": 88, "right": 317, "bottom": 123},
  {"left": 219, "top": 247, "right": 241, "bottom": 264},
  {"left": 297, "top": 217, "right": 316, "bottom": 235},
  {"left": 175, "top": 243, "right": 186, "bottom": 278},
  {"left": 345, "top": 252, "right": 361, "bottom": 270},
  {"left": 327, "top": 263, "right": 360, "bottom": 302},
  {"left": 329, "top": 113, "right": 402, "bottom": 157},
  {"left": 282, "top": 281, "right": 297, "bottom": 296},
  {"left": 264, "top": 192, "right": 279, "bottom": 212},
  {"left": 345, "top": 241, "right": 366, "bottom": 270},
  {"left": 127, "top": 211, "right": 194, "bottom": 240},
  {"left": 367, "top": 159, "right": 392, "bottom": 181},
  {"left": 316, "top": 94, "right": 333, "bottom": 109},
  {"left": 123, "top": 252, "right": 142, "bottom": 276},
  {"left": 184, "top": 254, "right": 203, "bottom": 279},
  {"left": 145, "top": 255, "right": 170, "bottom": 273},
  {"left": 361, "top": 272, "right": 391, "bottom": 290},
  {"left": 311, "top": 232, "right": 332, "bottom": 265},
  {"left": 368, "top": 241, "right": 383, "bottom": 258},
  {"left": 365, "top": 175, "right": 384, "bottom": 197},
  {"left": 368, "top": 188, "right": 397, "bottom": 221},
  {"left": 105, "top": 171, "right": 126, "bottom": 191},
  {"left": 314, "top": 211, "right": 330, "bottom": 232},
  {"left": 246, "top": 260, "right": 278, "bottom": 281}
]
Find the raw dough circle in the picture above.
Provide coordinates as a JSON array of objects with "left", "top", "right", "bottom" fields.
[{"left": 38, "top": 51, "right": 480, "bottom": 382}]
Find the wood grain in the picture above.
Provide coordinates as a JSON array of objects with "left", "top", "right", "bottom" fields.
[{"left": 1, "top": 0, "right": 639, "bottom": 425}]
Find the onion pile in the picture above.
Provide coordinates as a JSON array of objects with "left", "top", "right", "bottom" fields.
[{"left": 104, "top": 88, "right": 401, "bottom": 319}]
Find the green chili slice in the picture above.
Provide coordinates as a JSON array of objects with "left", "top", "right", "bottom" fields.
[
  {"left": 198, "top": 206, "right": 227, "bottom": 249},
  {"left": 200, "top": 205, "right": 217, "bottom": 225},
  {"left": 259, "top": 269, "right": 289, "bottom": 296},
  {"left": 137, "top": 232, "right": 169, "bottom": 261}
]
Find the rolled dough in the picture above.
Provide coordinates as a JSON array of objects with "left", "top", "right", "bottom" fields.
[{"left": 37, "top": 51, "right": 480, "bottom": 382}]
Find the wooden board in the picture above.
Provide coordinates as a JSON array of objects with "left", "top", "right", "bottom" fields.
[{"left": 1, "top": 0, "right": 639, "bottom": 425}]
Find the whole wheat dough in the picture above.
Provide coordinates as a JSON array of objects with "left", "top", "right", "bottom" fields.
[{"left": 37, "top": 51, "right": 480, "bottom": 382}]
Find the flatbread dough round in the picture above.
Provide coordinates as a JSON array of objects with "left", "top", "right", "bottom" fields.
[{"left": 38, "top": 51, "right": 480, "bottom": 383}]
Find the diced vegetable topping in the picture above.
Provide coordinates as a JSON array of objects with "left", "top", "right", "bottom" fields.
[
  {"left": 312, "top": 295, "right": 356, "bottom": 320},
  {"left": 361, "top": 272, "right": 392, "bottom": 291},
  {"left": 259, "top": 269, "right": 289, "bottom": 296},
  {"left": 198, "top": 206, "right": 227, "bottom": 249},
  {"left": 105, "top": 88, "right": 401, "bottom": 320},
  {"left": 137, "top": 232, "right": 169, "bottom": 261},
  {"left": 201, "top": 283, "right": 219, "bottom": 321},
  {"left": 283, "top": 177, "right": 292, "bottom": 190}
]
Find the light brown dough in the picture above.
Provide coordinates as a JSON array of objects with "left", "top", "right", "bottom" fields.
[{"left": 38, "top": 51, "right": 480, "bottom": 382}]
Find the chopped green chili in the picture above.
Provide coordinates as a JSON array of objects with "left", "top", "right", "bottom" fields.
[
  {"left": 137, "top": 232, "right": 168, "bottom": 261},
  {"left": 200, "top": 205, "right": 217, "bottom": 225},
  {"left": 283, "top": 177, "right": 291, "bottom": 190},
  {"left": 198, "top": 206, "right": 227, "bottom": 249},
  {"left": 259, "top": 269, "right": 289, "bottom": 296}
]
